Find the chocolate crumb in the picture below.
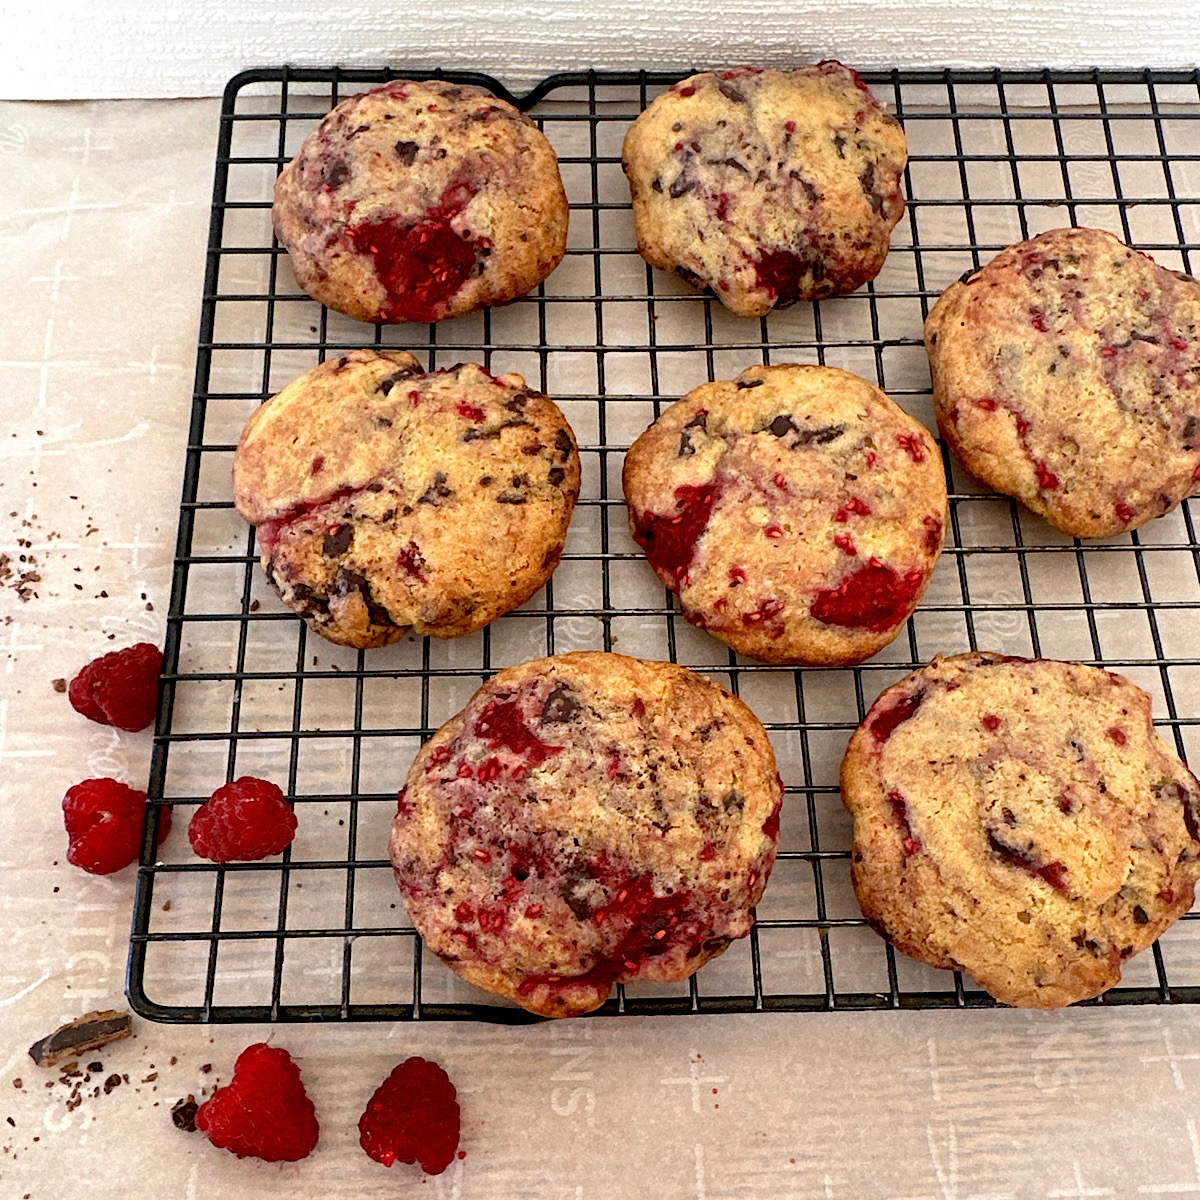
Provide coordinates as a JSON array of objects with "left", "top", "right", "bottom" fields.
[
  {"left": 171, "top": 1095, "right": 198, "bottom": 1132},
  {"left": 51, "top": 678, "right": 66, "bottom": 693},
  {"left": 103, "top": 1073, "right": 121, "bottom": 1095}
]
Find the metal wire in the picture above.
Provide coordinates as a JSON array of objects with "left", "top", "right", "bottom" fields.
[{"left": 127, "top": 67, "right": 1200, "bottom": 1024}]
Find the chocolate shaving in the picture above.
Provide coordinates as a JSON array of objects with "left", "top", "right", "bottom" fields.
[
  {"left": 677, "top": 411, "right": 709, "bottom": 457},
  {"left": 335, "top": 569, "right": 397, "bottom": 628},
  {"left": 322, "top": 524, "right": 353, "bottom": 558},
  {"left": 322, "top": 158, "right": 350, "bottom": 189},
  {"left": 542, "top": 685, "right": 581, "bottom": 724},
  {"left": 28, "top": 1010, "right": 133, "bottom": 1069}
]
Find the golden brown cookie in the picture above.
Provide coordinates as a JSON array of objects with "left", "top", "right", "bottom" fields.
[
  {"left": 273, "top": 79, "right": 569, "bottom": 324},
  {"left": 621, "top": 62, "right": 907, "bottom": 317},
  {"left": 390, "top": 652, "right": 782, "bottom": 1018},
  {"left": 926, "top": 226, "right": 1200, "bottom": 537},
  {"left": 841, "top": 651, "right": 1200, "bottom": 1008},
  {"left": 622, "top": 363, "right": 947, "bottom": 665},
  {"left": 233, "top": 350, "right": 580, "bottom": 649}
]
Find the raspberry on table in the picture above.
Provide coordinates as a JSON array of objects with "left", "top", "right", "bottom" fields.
[
  {"left": 62, "top": 777, "right": 172, "bottom": 875},
  {"left": 68, "top": 642, "right": 163, "bottom": 732},
  {"left": 188, "top": 777, "right": 298, "bottom": 863},
  {"left": 194, "top": 1043, "right": 319, "bottom": 1163},
  {"left": 358, "top": 1057, "right": 460, "bottom": 1175}
]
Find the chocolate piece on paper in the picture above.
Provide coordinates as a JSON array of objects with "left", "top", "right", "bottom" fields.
[
  {"left": 28, "top": 1009, "right": 133, "bottom": 1068},
  {"left": 171, "top": 1095, "right": 198, "bottom": 1132}
]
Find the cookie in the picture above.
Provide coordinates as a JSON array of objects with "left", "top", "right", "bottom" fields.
[
  {"left": 926, "top": 226, "right": 1200, "bottom": 538},
  {"left": 233, "top": 350, "right": 581, "bottom": 649},
  {"left": 273, "top": 79, "right": 569, "bottom": 324},
  {"left": 621, "top": 62, "right": 907, "bottom": 317},
  {"left": 841, "top": 651, "right": 1200, "bottom": 1008},
  {"left": 389, "top": 652, "right": 782, "bottom": 1018},
  {"left": 622, "top": 363, "right": 947, "bottom": 665}
]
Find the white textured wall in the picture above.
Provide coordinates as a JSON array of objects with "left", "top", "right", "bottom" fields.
[{"left": 4, "top": 0, "right": 1200, "bottom": 100}]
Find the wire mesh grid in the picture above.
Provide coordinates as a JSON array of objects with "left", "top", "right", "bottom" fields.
[{"left": 127, "top": 66, "right": 1200, "bottom": 1024}]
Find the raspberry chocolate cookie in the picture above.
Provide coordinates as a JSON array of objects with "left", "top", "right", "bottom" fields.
[
  {"left": 390, "top": 652, "right": 782, "bottom": 1018},
  {"left": 273, "top": 79, "right": 569, "bottom": 325},
  {"left": 926, "top": 226, "right": 1200, "bottom": 538},
  {"left": 233, "top": 349, "right": 580, "bottom": 649},
  {"left": 841, "top": 651, "right": 1200, "bottom": 1008},
  {"left": 622, "top": 363, "right": 947, "bottom": 665},
  {"left": 621, "top": 62, "right": 907, "bottom": 318}
]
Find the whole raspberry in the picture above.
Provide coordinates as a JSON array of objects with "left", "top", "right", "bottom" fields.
[
  {"left": 62, "top": 778, "right": 172, "bottom": 875},
  {"left": 358, "top": 1056, "right": 460, "bottom": 1175},
  {"left": 68, "top": 642, "right": 163, "bottom": 732},
  {"left": 188, "top": 777, "right": 298, "bottom": 862},
  {"left": 194, "top": 1043, "right": 319, "bottom": 1162}
]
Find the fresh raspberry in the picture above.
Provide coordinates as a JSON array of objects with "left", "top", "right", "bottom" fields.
[
  {"left": 358, "top": 1057, "right": 460, "bottom": 1175},
  {"left": 62, "top": 778, "right": 171, "bottom": 875},
  {"left": 188, "top": 777, "right": 298, "bottom": 863},
  {"left": 194, "top": 1043, "right": 319, "bottom": 1163},
  {"left": 68, "top": 642, "right": 163, "bottom": 732}
]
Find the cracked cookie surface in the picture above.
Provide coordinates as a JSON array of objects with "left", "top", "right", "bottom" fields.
[
  {"left": 926, "top": 226, "right": 1200, "bottom": 537},
  {"left": 621, "top": 62, "right": 907, "bottom": 317},
  {"left": 622, "top": 363, "right": 947, "bottom": 665},
  {"left": 273, "top": 79, "right": 569, "bottom": 324},
  {"left": 841, "top": 651, "right": 1200, "bottom": 1008},
  {"left": 233, "top": 349, "right": 580, "bottom": 648},
  {"left": 389, "top": 652, "right": 782, "bottom": 1017}
]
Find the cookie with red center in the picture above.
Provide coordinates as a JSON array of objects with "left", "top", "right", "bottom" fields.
[
  {"left": 622, "top": 363, "right": 947, "bottom": 665},
  {"left": 273, "top": 79, "right": 569, "bottom": 325},
  {"left": 233, "top": 350, "right": 580, "bottom": 649},
  {"left": 926, "top": 226, "right": 1200, "bottom": 537},
  {"left": 621, "top": 62, "right": 907, "bottom": 317},
  {"left": 389, "top": 652, "right": 782, "bottom": 1018},
  {"left": 841, "top": 651, "right": 1200, "bottom": 1008}
]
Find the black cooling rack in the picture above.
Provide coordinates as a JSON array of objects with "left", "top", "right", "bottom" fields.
[{"left": 127, "top": 66, "right": 1200, "bottom": 1024}]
